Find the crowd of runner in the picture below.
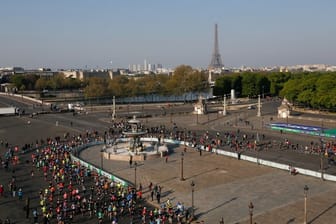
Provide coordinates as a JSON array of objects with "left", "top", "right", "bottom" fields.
[
  {"left": 1, "top": 120, "right": 336, "bottom": 223},
  {"left": 0, "top": 130, "right": 193, "bottom": 224}
]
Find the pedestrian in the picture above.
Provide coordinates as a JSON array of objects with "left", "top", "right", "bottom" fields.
[
  {"left": 165, "top": 155, "right": 168, "bottom": 163},
  {"left": 33, "top": 209, "right": 38, "bottom": 224},
  {"left": 0, "top": 185, "right": 4, "bottom": 196},
  {"left": 156, "top": 191, "right": 161, "bottom": 204},
  {"left": 151, "top": 189, "right": 154, "bottom": 201},
  {"left": 129, "top": 156, "right": 133, "bottom": 168},
  {"left": 12, "top": 183, "right": 17, "bottom": 197},
  {"left": 153, "top": 184, "right": 158, "bottom": 195},
  {"left": 18, "top": 188, "right": 23, "bottom": 200}
]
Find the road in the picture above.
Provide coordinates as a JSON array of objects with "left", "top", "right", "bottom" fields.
[{"left": 1, "top": 94, "right": 336, "bottom": 223}]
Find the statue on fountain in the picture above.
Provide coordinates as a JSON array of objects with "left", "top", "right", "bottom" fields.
[{"left": 122, "top": 115, "right": 147, "bottom": 154}]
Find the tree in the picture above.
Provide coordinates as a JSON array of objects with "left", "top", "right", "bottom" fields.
[
  {"left": 213, "top": 76, "right": 232, "bottom": 96},
  {"left": 280, "top": 78, "right": 302, "bottom": 103},
  {"left": 241, "top": 72, "right": 258, "bottom": 97},
  {"left": 10, "top": 75, "right": 25, "bottom": 90},
  {"left": 35, "top": 77, "right": 50, "bottom": 90},
  {"left": 231, "top": 75, "right": 242, "bottom": 96},
  {"left": 267, "top": 72, "right": 291, "bottom": 96},
  {"left": 10, "top": 74, "right": 39, "bottom": 91},
  {"left": 84, "top": 77, "right": 109, "bottom": 98}
]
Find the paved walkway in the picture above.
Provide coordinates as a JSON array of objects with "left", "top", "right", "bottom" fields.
[{"left": 81, "top": 143, "right": 336, "bottom": 224}]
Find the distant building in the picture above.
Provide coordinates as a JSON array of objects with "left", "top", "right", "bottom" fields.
[
  {"left": 0, "top": 67, "right": 24, "bottom": 75},
  {"left": 60, "top": 70, "right": 115, "bottom": 80}
]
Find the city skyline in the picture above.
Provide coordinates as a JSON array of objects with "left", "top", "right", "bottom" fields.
[{"left": 0, "top": 0, "right": 335, "bottom": 70}]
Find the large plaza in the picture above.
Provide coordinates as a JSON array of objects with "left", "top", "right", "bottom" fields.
[{"left": 1, "top": 96, "right": 336, "bottom": 223}]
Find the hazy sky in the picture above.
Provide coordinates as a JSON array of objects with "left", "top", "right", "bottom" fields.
[{"left": 0, "top": 0, "right": 335, "bottom": 70}]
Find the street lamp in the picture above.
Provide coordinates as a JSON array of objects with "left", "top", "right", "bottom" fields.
[
  {"left": 100, "top": 148, "right": 104, "bottom": 170},
  {"left": 304, "top": 185, "right": 309, "bottom": 224},
  {"left": 180, "top": 152, "right": 185, "bottom": 181},
  {"left": 170, "top": 104, "right": 173, "bottom": 123},
  {"left": 134, "top": 161, "right": 138, "bottom": 189},
  {"left": 190, "top": 180, "right": 195, "bottom": 219},
  {"left": 248, "top": 201, "right": 254, "bottom": 224},
  {"left": 320, "top": 151, "right": 324, "bottom": 181}
]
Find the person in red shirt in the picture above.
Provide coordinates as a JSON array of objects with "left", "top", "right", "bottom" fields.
[{"left": 0, "top": 184, "right": 4, "bottom": 196}]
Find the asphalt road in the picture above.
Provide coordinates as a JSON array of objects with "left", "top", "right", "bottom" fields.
[{"left": 1, "top": 95, "right": 336, "bottom": 223}]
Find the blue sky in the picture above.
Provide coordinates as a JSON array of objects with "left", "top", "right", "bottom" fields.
[{"left": 0, "top": 0, "right": 335, "bottom": 70}]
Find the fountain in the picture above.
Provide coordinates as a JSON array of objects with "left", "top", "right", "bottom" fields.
[
  {"left": 104, "top": 115, "right": 169, "bottom": 161},
  {"left": 122, "top": 115, "right": 147, "bottom": 154}
]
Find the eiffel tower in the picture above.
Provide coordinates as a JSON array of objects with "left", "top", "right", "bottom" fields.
[{"left": 209, "top": 24, "right": 223, "bottom": 70}]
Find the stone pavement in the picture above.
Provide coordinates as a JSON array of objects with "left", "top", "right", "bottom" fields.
[
  {"left": 1, "top": 102, "right": 336, "bottom": 224},
  {"left": 93, "top": 106, "right": 336, "bottom": 224},
  {"left": 80, "top": 143, "right": 336, "bottom": 224}
]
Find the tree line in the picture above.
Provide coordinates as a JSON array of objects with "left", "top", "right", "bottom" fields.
[
  {"left": 8, "top": 65, "right": 209, "bottom": 98},
  {"left": 213, "top": 71, "right": 291, "bottom": 98},
  {"left": 82, "top": 65, "right": 208, "bottom": 98},
  {"left": 10, "top": 73, "right": 82, "bottom": 91},
  {"left": 214, "top": 71, "right": 336, "bottom": 111},
  {"left": 280, "top": 72, "right": 336, "bottom": 110},
  {"left": 7, "top": 67, "right": 336, "bottom": 111}
]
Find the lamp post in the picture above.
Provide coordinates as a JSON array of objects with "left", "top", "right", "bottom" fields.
[
  {"left": 134, "top": 161, "right": 138, "bottom": 189},
  {"left": 320, "top": 151, "right": 324, "bottom": 181},
  {"left": 112, "top": 95, "right": 116, "bottom": 122},
  {"left": 180, "top": 152, "right": 185, "bottom": 181},
  {"left": 257, "top": 95, "right": 261, "bottom": 117},
  {"left": 100, "top": 148, "right": 104, "bottom": 170},
  {"left": 223, "top": 95, "right": 227, "bottom": 116},
  {"left": 304, "top": 185, "right": 309, "bottom": 224},
  {"left": 248, "top": 201, "right": 254, "bottom": 224},
  {"left": 190, "top": 180, "right": 195, "bottom": 219},
  {"left": 170, "top": 104, "right": 173, "bottom": 123}
]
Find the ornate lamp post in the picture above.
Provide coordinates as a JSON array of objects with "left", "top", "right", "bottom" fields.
[
  {"left": 134, "top": 161, "right": 138, "bottom": 189},
  {"left": 180, "top": 152, "right": 185, "bottom": 181},
  {"left": 190, "top": 180, "right": 195, "bottom": 219},
  {"left": 304, "top": 185, "right": 309, "bottom": 224},
  {"left": 248, "top": 201, "right": 254, "bottom": 224}
]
